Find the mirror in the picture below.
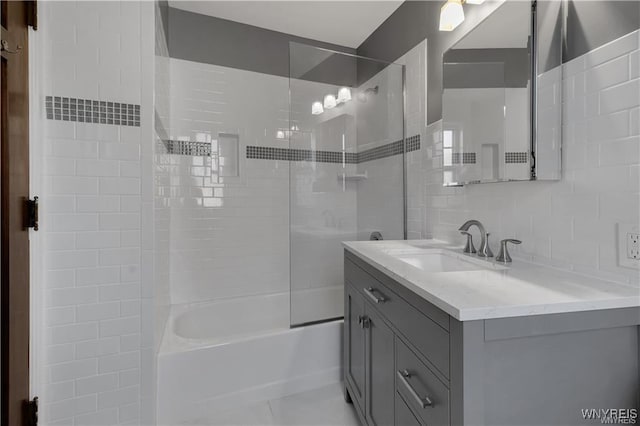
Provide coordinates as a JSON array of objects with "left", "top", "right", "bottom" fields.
[{"left": 442, "top": 0, "right": 562, "bottom": 185}]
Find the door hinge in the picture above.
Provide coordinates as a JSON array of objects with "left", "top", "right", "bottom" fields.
[
  {"left": 26, "top": 196, "right": 39, "bottom": 231},
  {"left": 27, "top": 396, "right": 38, "bottom": 426},
  {"left": 27, "top": 1, "right": 38, "bottom": 30}
]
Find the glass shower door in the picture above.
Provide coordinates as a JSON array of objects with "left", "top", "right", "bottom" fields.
[{"left": 289, "top": 43, "right": 405, "bottom": 326}]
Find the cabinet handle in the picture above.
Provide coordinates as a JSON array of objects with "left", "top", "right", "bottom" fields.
[
  {"left": 357, "top": 315, "right": 370, "bottom": 328},
  {"left": 364, "top": 287, "right": 386, "bottom": 304},
  {"left": 397, "top": 370, "right": 434, "bottom": 409}
]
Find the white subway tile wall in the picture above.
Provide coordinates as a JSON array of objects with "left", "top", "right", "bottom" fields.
[
  {"left": 165, "top": 56, "right": 415, "bottom": 323},
  {"left": 355, "top": 56, "right": 406, "bottom": 242},
  {"left": 288, "top": 78, "right": 358, "bottom": 324},
  {"left": 423, "top": 30, "right": 640, "bottom": 285},
  {"left": 166, "top": 58, "right": 291, "bottom": 306},
  {"left": 37, "top": 1, "right": 155, "bottom": 425},
  {"left": 139, "top": 4, "right": 173, "bottom": 424},
  {"left": 396, "top": 40, "right": 429, "bottom": 240}
]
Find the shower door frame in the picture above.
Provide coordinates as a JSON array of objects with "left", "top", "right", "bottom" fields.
[{"left": 287, "top": 43, "right": 407, "bottom": 327}]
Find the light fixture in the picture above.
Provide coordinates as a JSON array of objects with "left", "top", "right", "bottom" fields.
[
  {"left": 465, "top": 0, "right": 484, "bottom": 4},
  {"left": 312, "top": 101, "right": 324, "bottom": 115},
  {"left": 337, "top": 87, "right": 352, "bottom": 104},
  {"left": 439, "top": 0, "right": 464, "bottom": 32},
  {"left": 324, "top": 94, "right": 337, "bottom": 109}
]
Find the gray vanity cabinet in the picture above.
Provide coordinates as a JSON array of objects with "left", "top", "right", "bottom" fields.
[
  {"left": 345, "top": 252, "right": 450, "bottom": 426},
  {"left": 344, "top": 280, "right": 395, "bottom": 426},
  {"left": 344, "top": 282, "right": 366, "bottom": 416},
  {"left": 344, "top": 250, "right": 640, "bottom": 426},
  {"left": 365, "top": 306, "right": 395, "bottom": 426},
  {"left": 395, "top": 392, "right": 421, "bottom": 426}
]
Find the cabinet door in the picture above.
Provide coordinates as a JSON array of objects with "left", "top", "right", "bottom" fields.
[
  {"left": 365, "top": 305, "right": 395, "bottom": 426},
  {"left": 345, "top": 283, "right": 366, "bottom": 413}
]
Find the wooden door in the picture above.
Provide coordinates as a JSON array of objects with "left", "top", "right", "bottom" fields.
[
  {"left": 1, "top": 1, "right": 33, "bottom": 424},
  {"left": 365, "top": 305, "right": 395, "bottom": 426}
]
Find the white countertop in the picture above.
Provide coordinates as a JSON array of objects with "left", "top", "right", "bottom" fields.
[{"left": 343, "top": 239, "right": 640, "bottom": 321}]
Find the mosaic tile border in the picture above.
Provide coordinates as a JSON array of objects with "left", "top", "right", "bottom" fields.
[
  {"left": 405, "top": 135, "right": 421, "bottom": 153},
  {"left": 45, "top": 96, "right": 140, "bottom": 127},
  {"left": 505, "top": 151, "right": 529, "bottom": 164},
  {"left": 166, "top": 140, "right": 212, "bottom": 156},
  {"left": 247, "top": 135, "right": 420, "bottom": 164},
  {"left": 357, "top": 140, "right": 404, "bottom": 163},
  {"left": 452, "top": 152, "right": 477, "bottom": 164},
  {"left": 247, "top": 146, "right": 359, "bottom": 163},
  {"left": 163, "top": 135, "right": 421, "bottom": 162}
]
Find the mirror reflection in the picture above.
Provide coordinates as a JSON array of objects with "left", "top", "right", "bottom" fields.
[{"left": 442, "top": 0, "right": 536, "bottom": 185}]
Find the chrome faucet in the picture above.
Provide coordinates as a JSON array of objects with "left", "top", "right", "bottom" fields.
[{"left": 458, "top": 220, "right": 493, "bottom": 257}]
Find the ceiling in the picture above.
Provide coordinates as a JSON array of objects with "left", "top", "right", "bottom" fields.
[{"left": 169, "top": 1, "right": 404, "bottom": 48}]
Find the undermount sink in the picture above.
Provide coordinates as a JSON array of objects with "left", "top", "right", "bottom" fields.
[{"left": 382, "top": 248, "right": 506, "bottom": 273}]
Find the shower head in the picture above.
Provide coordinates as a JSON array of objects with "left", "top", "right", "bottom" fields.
[
  {"left": 358, "top": 85, "right": 379, "bottom": 102},
  {"left": 365, "top": 85, "right": 379, "bottom": 95}
]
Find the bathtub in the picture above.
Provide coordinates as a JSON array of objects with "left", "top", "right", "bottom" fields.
[{"left": 157, "top": 292, "right": 343, "bottom": 425}]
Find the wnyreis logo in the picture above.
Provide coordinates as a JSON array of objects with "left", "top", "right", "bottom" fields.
[{"left": 582, "top": 409, "right": 638, "bottom": 424}]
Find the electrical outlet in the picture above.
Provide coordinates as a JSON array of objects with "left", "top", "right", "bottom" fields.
[{"left": 618, "top": 223, "right": 640, "bottom": 268}]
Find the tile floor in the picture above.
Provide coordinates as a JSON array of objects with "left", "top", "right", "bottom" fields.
[{"left": 177, "top": 383, "right": 360, "bottom": 426}]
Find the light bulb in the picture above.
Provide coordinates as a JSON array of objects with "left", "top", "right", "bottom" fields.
[
  {"left": 337, "top": 87, "right": 352, "bottom": 103},
  {"left": 324, "top": 94, "right": 337, "bottom": 109},
  {"left": 439, "top": 0, "right": 464, "bottom": 32},
  {"left": 311, "top": 101, "right": 324, "bottom": 115}
]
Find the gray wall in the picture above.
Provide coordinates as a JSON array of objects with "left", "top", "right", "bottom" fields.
[
  {"left": 443, "top": 48, "right": 530, "bottom": 89},
  {"left": 289, "top": 42, "right": 358, "bottom": 87},
  {"left": 357, "top": 0, "right": 640, "bottom": 125},
  {"left": 158, "top": 0, "right": 169, "bottom": 41},
  {"left": 165, "top": 1, "right": 639, "bottom": 117},
  {"left": 155, "top": 0, "right": 170, "bottom": 56},
  {"left": 356, "top": 0, "right": 505, "bottom": 124},
  {"left": 168, "top": 7, "right": 355, "bottom": 81},
  {"left": 565, "top": 0, "right": 640, "bottom": 62}
]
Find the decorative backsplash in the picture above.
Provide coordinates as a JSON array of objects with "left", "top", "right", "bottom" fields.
[
  {"left": 247, "top": 135, "right": 420, "bottom": 164},
  {"left": 452, "top": 152, "right": 477, "bottom": 164},
  {"left": 448, "top": 151, "right": 529, "bottom": 165},
  {"left": 165, "top": 135, "right": 421, "bottom": 162},
  {"left": 163, "top": 135, "right": 420, "bottom": 164},
  {"left": 505, "top": 152, "right": 529, "bottom": 164},
  {"left": 405, "top": 135, "right": 421, "bottom": 152},
  {"left": 246, "top": 146, "right": 359, "bottom": 163},
  {"left": 45, "top": 96, "right": 141, "bottom": 127},
  {"left": 165, "top": 140, "right": 212, "bottom": 156}
]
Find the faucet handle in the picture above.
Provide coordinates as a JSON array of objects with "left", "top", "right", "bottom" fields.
[
  {"left": 496, "top": 239, "right": 521, "bottom": 263},
  {"left": 460, "top": 231, "right": 476, "bottom": 254}
]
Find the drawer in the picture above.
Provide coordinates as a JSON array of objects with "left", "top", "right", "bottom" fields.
[
  {"left": 345, "top": 257, "right": 450, "bottom": 377},
  {"left": 396, "top": 392, "right": 423, "bottom": 426},
  {"left": 396, "top": 339, "right": 450, "bottom": 426},
  {"left": 345, "top": 251, "right": 449, "bottom": 331}
]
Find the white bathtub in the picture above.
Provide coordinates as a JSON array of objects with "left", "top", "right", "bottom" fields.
[{"left": 157, "top": 293, "right": 343, "bottom": 425}]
